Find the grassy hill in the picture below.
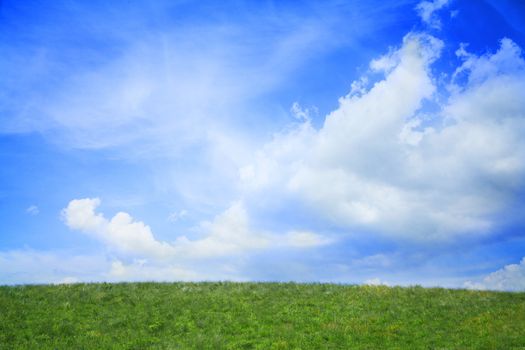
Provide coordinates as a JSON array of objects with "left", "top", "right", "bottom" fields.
[{"left": 1, "top": 282, "right": 524, "bottom": 349}]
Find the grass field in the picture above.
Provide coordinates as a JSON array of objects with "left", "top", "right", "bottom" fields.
[{"left": 1, "top": 282, "right": 524, "bottom": 349}]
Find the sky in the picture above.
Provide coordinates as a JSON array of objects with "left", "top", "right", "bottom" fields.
[{"left": 1, "top": 0, "right": 525, "bottom": 290}]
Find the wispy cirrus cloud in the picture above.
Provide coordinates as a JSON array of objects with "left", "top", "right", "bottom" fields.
[{"left": 1, "top": 1, "right": 406, "bottom": 153}]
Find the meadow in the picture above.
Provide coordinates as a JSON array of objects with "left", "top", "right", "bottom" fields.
[{"left": 1, "top": 282, "right": 524, "bottom": 349}]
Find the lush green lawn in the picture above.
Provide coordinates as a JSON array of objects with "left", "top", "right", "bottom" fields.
[{"left": 1, "top": 282, "right": 524, "bottom": 349}]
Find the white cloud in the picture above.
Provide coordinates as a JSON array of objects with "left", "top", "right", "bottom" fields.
[
  {"left": 464, "top": 257, "right": 525, "bottom": 291},
  {"left": 240, "top": 34, "right": 525, "bottom": 242},
  {"left": 364, "top": 278, "right": 390, "bottom": 286},
  {"left": 55, "top": 276, "right": 80, "bottom": 285},
  {"left": 353, "top": 254, "right": 393, "bottom": 269},
  {"left": 106, "top": 259, "right": 246, "bottom": 282},
  {"left": 0, "top": 250, "right": 109, "bottom": 285},
  {"left": 3, "top": 209, "right": 257, "bottom": 283},
  {"left": 167, "top": 209, "right": 188, "bottom": 222},
  {"left": 416, "top": 0, "right": 450, "bottom": 29},
  {"left": 107, "top": 259, "right": 205, "bottom": 282},
  {"left": 173, "top": 201, "right": 270, "bottom": 259},
  {"left": 62, "top": 198, "right": 176, "bottom": 259},
  {"left": 282, "top": 231, "right": 334, "bottom": 248},
  {"left": 0, "top": 249, "right": 223, "bottom": 285},
  {"left": 290, "top": 102, "right": 314, "bottom": 123},
  {"left": 172, "top": 202, "right": 334, "bottom": 258},
  {"left": 26, "top": 205, "right": 39, "bottom": 216},
  {"left": 62, "top": 198, "right": 333, "bottom": 262},
  {"left": 370, "top": 49, "right": 399, "bottom": 73},
  {"left": 452, "top": 38, "right": 525, "bottom": 87}
]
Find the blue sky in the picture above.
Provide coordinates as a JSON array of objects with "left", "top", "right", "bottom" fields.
[{"left": 1, "top": 0, "right": 525, "bottom": 290}]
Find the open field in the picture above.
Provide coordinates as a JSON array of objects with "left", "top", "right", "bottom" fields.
[{"left": 1, "top": 282, "right": 524, "bottom": 349}]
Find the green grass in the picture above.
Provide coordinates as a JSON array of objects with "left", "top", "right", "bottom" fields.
[{"left": 1, "top": 282, "right": 524, "bottom": 349}]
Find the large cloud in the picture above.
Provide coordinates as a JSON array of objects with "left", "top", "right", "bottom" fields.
[{"left": 240, "top": 34, "right": 525, "bottom": 241}]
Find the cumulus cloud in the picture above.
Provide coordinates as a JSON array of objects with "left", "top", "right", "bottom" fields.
[
  {"left": 452, "top": 38, "right": 525, "bottom": 87},
  {"left": 178, "top": 203, "right": 334, "bottom": 257},
  {"left": 464, "top": 257, "right": 525, "bottom": 291},
  {"left": 241, "top": 34, "right": 525, "bottom": 241},
  {"left": 62, "top": 198, "right": 176, "bottom": 259},
  {"left": 62, "top": 198, "right": 332, "bottom": 261},
  {"left": 416, "top": 0, "right": 450, "bottom": 29},
  {"left": 173, "top": 201, "right": 270, "bottom": 259}
]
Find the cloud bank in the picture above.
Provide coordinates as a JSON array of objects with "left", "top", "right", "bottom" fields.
[
  {"left": 2, "top": 2, "right": 525, "bottom": 290},
  {"left": 53, "top": 32, "right": 525, "bottom": 289}
]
